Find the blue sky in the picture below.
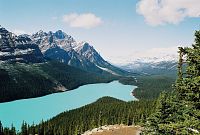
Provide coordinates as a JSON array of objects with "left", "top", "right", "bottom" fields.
[{"left": 0, "top": 0, "right": 199, "bottom": 62}]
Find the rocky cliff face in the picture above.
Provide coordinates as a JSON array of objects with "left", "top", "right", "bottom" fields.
[
  {"left": 0, "top": 26, "right": 44, "bottom": 63},
  {"left": 75, "top": 41, "right": 108, "bottom": 66}
]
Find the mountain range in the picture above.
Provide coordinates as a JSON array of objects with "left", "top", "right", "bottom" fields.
[
  {"left": 0, "top": 27, "right": 44, "bottom": 63},
  {"left": 0, "top": 26, "right": 127, "bottom": 76},
  {"left": 112, "top": 54, "right": 178, "bottom": 76},
  {"left": 0, "top": 26, "right": 130, "bottom": 102}
]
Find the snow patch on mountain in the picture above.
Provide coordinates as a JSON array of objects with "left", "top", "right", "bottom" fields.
[
  {"left": 0, "top": 27, "right": 44, "bottom": 63},
  {"left": 95, "top": 64, "right": 119, "bottom": 76},
  {"left": 31, "top": 30, "right": 77, "bottom": 53}
]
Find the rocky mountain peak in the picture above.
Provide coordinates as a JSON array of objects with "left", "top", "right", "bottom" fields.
[
  {"left": 0, "top": 26, "right": 44, "bottom": 63},
  {"left": 74, "top": 41, "right": 106, "bottom": 66},
  {"left": 76, "top": 41, "right": 93, "bottom": 52},
  {"left": 54, "top": 30, "right": 66, "bottom": 39},
  {"left": 31, "top": 30, "right": 76, "bottom": 52},
  {"left": 32, "top": 30, "right": 47, "bottom": 38}
]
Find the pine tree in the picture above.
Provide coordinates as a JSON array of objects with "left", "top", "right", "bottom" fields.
[
  {"left": 177, "top": 30, "right": 200, "bottom": 133},
  {"left": 10, "top": 124, "right": 16, "bottom": 135},
  {"left": 0, "top": 121, "right": 3, "bottom": 135},
  {"left": 21, "top": 121, "right": 28, "bottom": 135},
  {"left": 143, "top": 30, "right": 200, "bottom": 135}
]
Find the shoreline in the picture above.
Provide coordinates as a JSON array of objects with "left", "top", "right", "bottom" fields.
[
  {"left": 0, "top": 78, "right": 137, "bottom": 104},
  {"left": 0, "top": 79, "right": 119, "bottom": 104},
  {"left": 0, "top": 81, "right": 138, "bottom": 131},
  {"left": 1, "top": 75, "right": 140, "bottom": 104}
]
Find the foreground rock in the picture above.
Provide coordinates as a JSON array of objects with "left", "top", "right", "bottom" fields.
[{"left": 82, "top": 125, "right": 142, "bottom": 135}]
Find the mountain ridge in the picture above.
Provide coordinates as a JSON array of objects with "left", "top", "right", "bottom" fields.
[
  {"left": 114, "top": 54, "right": 178, "bottom": 76},
  {"left": 0, "top": 26, "right": 128, "bottom": 76},
  {"left": 0, "top": 26, "right": 44, "bottom": 63}
]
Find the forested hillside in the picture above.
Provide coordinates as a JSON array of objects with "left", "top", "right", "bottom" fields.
[
  {"left": 0, "top": 61, "right": 117, "bottom": 103},
  {"left": 0, "top": 97, "right": 156, "bottom": 135},
  {"left": 119, "top": 75, "right": 175, "bottom": 99}
]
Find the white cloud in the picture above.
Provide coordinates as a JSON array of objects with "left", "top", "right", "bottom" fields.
[
  {"left": 136, "top": 0, "right": 200, "bottom": 26},
  {"left": 133, "top": 46, "right": 179, "bottom": 58},
  {"left": 12, "top": 29, "right": 27, "bottom": 35},
  {"left": 62, "top": 13, "right": 103, "bottom": 29}
]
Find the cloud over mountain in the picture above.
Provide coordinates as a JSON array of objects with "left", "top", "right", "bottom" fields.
[
  {"left": 62, "top": 13, "right": 103, "bottom": 29},
  {"left": 136, "top": 0, "right": 200, "bottom": 26}
]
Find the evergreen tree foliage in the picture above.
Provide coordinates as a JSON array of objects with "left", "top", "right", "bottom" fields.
[
  {"left": 0, "top": 61, "right": 117, "bottom": 103},
  {"left": 30, "top": 97, "right": 155, "bottom": 135},
  {"left": 143, "top": 30, "right": 200, "bottom": 135},
  {"left": 0, "top": 97, "right": 156, "bottom": 135},
  {"left": 119, "top": 75, "right": 175, "bottom": 99},
  {"left": 0, "top": 121, "right": 3, "bottom": 135},
  {"left": 21, "top": 121, "right": 28, "bottom": 135}
]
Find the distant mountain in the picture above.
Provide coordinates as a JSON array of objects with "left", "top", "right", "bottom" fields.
[
  {"left": 116, "top": 55, "right": 178, "bottom": 76},
  {"left": 0, "top": 26, "right": 44, "bottom": 63}
]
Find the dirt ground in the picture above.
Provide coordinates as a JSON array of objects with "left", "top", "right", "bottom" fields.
[{"left": 90, "top": 125, "right": 141, "bottom": 135}]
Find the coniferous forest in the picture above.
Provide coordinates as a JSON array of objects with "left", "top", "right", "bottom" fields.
[
  {"left": 0, "top": 97, "right": 156, "bottom": 135},
  {"left": 0, "top": 61, "right": 117, "bottom": 103},
  {"left": 0, "top": 30, "right": 199, "bottom": 135},
  {"left": 143, "top": 30, "right": 200, "bottom": 134}
]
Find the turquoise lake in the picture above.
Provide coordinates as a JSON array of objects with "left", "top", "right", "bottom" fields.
[{"left": 0, "top": 81, "right": 136, "bottom": 130}]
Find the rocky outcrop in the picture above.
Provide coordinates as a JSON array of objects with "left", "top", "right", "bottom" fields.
[
  {"left": 82, "top": 125, "right": 142, "bottom": 135},
  {"left": 0, "top": 26, "right": 44, "bottom": 63}
]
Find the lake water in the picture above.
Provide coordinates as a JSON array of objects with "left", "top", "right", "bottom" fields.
[{"left": 0, "top": 81, "right": 136, "bottom": 130}]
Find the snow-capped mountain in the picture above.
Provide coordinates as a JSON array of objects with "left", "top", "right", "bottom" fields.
[
  {"left": 30, "top": 29, "right": 128, "bottom": 75},
  {"left": 31, "top": 30, "right": 76, "bottom": 53},
  {"left": 0, "top": 26, "right": 44, "bottom": 63},
  {"left": 0, "top": 26, "right": 128, "bottom": 76},
  {"left": 75, "top": 41, "right": 110, "bottom": 66},
  {"left": 111, "top": 54, "right": 178, "bottom": 75}
]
